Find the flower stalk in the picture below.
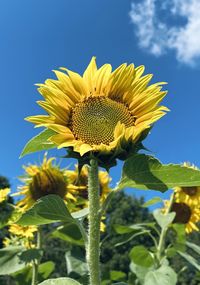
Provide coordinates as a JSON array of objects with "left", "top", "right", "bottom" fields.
[
  {"left": 32, "top": 227, "right": 42, "bottom": 285},
  {"left": 87, "top": 158, "right": 101, "bottom": 285},
  {"left": 157, "top": 193, "right": 174, "bottom": 264}
]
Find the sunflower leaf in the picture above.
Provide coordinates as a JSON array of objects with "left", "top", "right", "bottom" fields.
[
  {"left": 118, "top": 154, "right": 200, "bottom": 192},
  {"left": 38, "top": 278, "right": 81, "bottom": 285},
  {"left": 178, "top": 251, "right": 200, "bottom": 271},
  {"left": 144, "top": 265, "right": 177, "bottom": 285},
  {"left": 12, "top": 261, "right": 55, "bottom": 285},
  {"left": 0, "top": 246, "right": 26, "bottom": 275},
  {"left": 16, "top": 195, "right": 75, "bottom": 226},
  {"left": 20, "top": 129, "right": 57, "bottom": 158}
]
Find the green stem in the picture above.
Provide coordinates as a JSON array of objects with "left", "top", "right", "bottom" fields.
[
  {"left": 157, "top": 193, "right": 174, "bottom": 264},
  {"left": 87, "top": 158, "right": 101, "bottom": 285},
  {"left": 32, "top": 227, "right": 42, "bottom": 285},
  {"left": 31, "top": 260, "right": 38, "bottom": 285}
]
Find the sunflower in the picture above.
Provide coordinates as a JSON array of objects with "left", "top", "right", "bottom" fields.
[
  {"left": 4, "top": 224, "right": 37, "bottom": 248},
  {"left": 26, "top": 57, "right": 168, "bottom": 164},
  {"left": 163, "top": 200, "right": 200, "bottom": 234},
  {"left": 0, "top": 188, "right": 10, "bottom": 203},
  {"left": 171, "top": 202, "right": 200, "bottom": 234},
  {"left": 15, "top": 154, "right": 77, "bottom": 211},
  {"left": 66, "top": 165, "right": 111, "bottom": 208},
  {"left": 174, "top": 163, "right": 200, "bottom": 206},
  {"left": 9, "top": 224, "right": 37, "bottom": 239}
]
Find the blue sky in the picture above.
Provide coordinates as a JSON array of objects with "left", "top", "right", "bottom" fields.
[{"left": 1, "top": 0, "right": 200, "bottom": 202}]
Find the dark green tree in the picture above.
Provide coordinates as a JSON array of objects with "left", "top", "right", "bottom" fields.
[
  {"left": 0, "top": 175, "right": 10, "bottom": 189},
  {"left": 101, "top": 191, "right": 153, "bottom": 280}
]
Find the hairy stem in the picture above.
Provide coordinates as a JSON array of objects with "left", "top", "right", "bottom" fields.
[{"left": 87, "top": 158, "right": 101, "bottom": 285}]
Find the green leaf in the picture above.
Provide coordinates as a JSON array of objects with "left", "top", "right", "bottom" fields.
[
  {"left": 114, "top": 222, "right": 156, "bottom": 234},
  {"left": 153, "top": 209, "right": 175, "bottom": 229},
  {"left": 172, "top": 224, "right": 186, "bottom": 252},
  {"left": 0, "top": 246, "right": 26, "bottom": 275},
  {"left": 129, "top": 245, "right": 154, "bottom": 268},
  {"left": 144, "top": 266, "right": 177, "bottom": 285},
  {"left": 115, "top": 231, "right": 151, "bottom": 247},
  {"left": 178, "top": 251, "right": 200, "bottom": 270},
  {"left": 112, "top": 283, "right": 127, "bottom": 285},
  {"left": 65, "top": 248, "right": 88, "bottom": 276},
  {"left": 17, "top": 195, "right": 75, "bottom": 226},
  {"left": 20, "top": 129, "right": 57, "bottom": 158},
  {"left": 130, "top": 262, "right": 150, "bottom": 283},
  {"left": 186, "top": 242, "right": 200, "bottom": 255},
  {"left": 113, "top": 224, "right": 145, "bottom": 234},
  {"left": 52, "top": 223, "right": 84, "bottom": 246},
  {"left": 12, "top": 261, "right": 55, "bottom": 285},
  {"left": 71, "top": 208, "right": 89, "bottom": 220},
  {"left": 110, "top": 270, "right": 126, "bottom": 281},
  {"left": 166, "top": 247, "right": 177, "bottom": 258},
  {"left": 38, "top": 278, "right": 81, "bottom": 285},
  {"left": 143, "top": 197, "right": 163, "bottom": 207},
  {"left": 18, "top": 248, "right": 43, "bottom": 263},
  {"left": 119, "top": 154, "right": 200, "bottom": 191}
]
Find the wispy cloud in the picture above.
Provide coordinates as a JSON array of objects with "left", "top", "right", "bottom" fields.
[{"left": 129, "top": 0, "right": 200, "bottom": 66}]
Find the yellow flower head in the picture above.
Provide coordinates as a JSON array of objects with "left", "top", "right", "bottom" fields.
[
  {"left": 15, "top": 154, "right": 77, "bottom": 211},
  {"left": 9, "top": 224, "right": 37, "bottom": 239},
  {"left": 26, "top": 57, "right": 168, "bottom": 165},
  {"left": 163, "top": 199, "right": 200, "bottom": 234},
  {"left": 0, "top": 188, "right": 10, "bottom": 203},
  {"left": 171, "top": 202, "right": 200, "bottom": 234},
  {"left": 174, "top": 162, "right": 200, "bottom": 206},
  {"left": 3, "top": 224, "right": 37, "bottom": 248},
  {"left": 66, "top": 165, "right": 111, "bottom": 208}
]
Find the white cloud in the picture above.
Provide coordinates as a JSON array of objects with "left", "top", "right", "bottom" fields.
[{"left": 129, "top": 0, "right": 200, "bottom": 66}]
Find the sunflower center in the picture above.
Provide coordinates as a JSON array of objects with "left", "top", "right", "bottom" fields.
[
  {"left": 182, "top": 186, "right": 198, "bottom": 196},
  {"left": 171, "top": 202, "right": 191, "bottom": 224},
  {"left": 71, "top": 96, "right": 134, "bottom": 145},
  {"left": 29, "top": 168, "right": 67, "bottom": 200}
]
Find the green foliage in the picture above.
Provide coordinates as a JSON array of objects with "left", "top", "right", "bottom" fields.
[
  {"left": 0, "top": 246, "right": 26, "bottom": 275},
  {"left": 142, "top": 197, "right": 162, "bottom": 207},
  {"left": 17, "top": 195, "right": 75, "bottom": 226},
  {"left": 0, "top": 203, "right": 15, "bottom": 229},
  {"left": 144, "top": 265, "right": 177, "bottom": 285},
  {"left": 65, "top": 247, "right": 88, "bottom": 278},
  {"left": 186, "top": 242, "right": 200, "bottom": 255},
  {"left": 110, "top": 270, "right": 126, "bottom": 282},
  {"left": 18, "top": 248, "right": 43, "bottom": 264},
  {"left": 130, "top": 262, "right": 151, "bottom": 284},
  {"left": 38, "top": 277, "right": 81, "bottom": 285},
  {"left": 178, "top": 251, "right": 200, "bottom": 271},
  {"left": 129, "top": 245, "right": 154, "bottom": 268},
  {"left": 153, "top": 209, "right": 176, "bottom": 229},
  {"left": 41, "top": 224, "right": 71, "bottom": 279},
  {"left": 101, "top": 191, "right": 153, "bottom": 278},
  {"left": 0, "top": 176, "right": 10, "bottom": 189},
  {"left": 52, "top": 224, "right": 84, "bottom": 246},
  {"left": 119, "top": 154, "right": 200, "bottom": 191},
  {"left": 20, "top": 129, "right": 57, "bottom": 158},
  {"left": 12, "top": 261, "right": 55, "bottom": 285}
]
